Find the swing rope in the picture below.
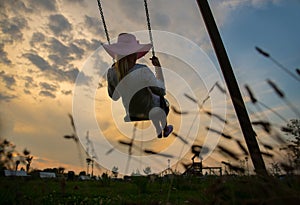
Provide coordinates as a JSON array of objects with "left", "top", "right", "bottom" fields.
[
  {"left": 96, "top": 0, "right": 111, "bottom": 44},
  {"left": 143, "top": 0, "right": 155, "bottom": 57},
  {"left": 96, "top": 0, "right": 167, "bottom": 122},
  {"left": 144, "top": 0, "right": 164, "bottom": 84},
  {"left": 96, "top": 0, "right": 164, "bottom": 84}
]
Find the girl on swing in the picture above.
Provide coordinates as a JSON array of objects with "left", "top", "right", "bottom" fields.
[{"left": 104, "top": 33, "right": 173, "bottom": 138}]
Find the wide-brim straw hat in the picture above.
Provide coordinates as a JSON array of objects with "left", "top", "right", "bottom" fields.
[{"left": 103, "top": 33, "right": 152, "bottom": 60}]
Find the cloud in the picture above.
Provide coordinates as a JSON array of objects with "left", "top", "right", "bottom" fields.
[
  {"left": 84, "top": 15, "right": 104, "bottom": 36},
  {"left": 22, "top": 76, "right": 36, "bottom": 96},
  {"left": 47, "top": 54, "right": 65, "bottom": 66},
  {"left": 69, "top": 43, "right": 85, "bottom": 59},
  {"left": 39, "top": 82, "right": 58, "bottom": 92},
  {"left": 152, "top": 13, "right": 171, "bottom": 28},
  {"left": 30, "top": 32, "right": 46, "bottom": 47},
  {"left": 39, "top": 90, "right": 56, "bottom": 99},
  {"left": 23, "top": 89, "right": 31, "bottom": 95},
  {"left": 0, "top": 16, "right": 28, "bottom": 43},
  {"left": 24, "top": 76, "right": 37, "bottom": 89},
  {"left": 66, "top": 0, "right": 85, "bottom": 3},
  {"left": 70, "top": 69, "right": 92, "bottom": 86},
  {"left": 61, "top": 90, "right": 72, "bottom": 95},
  {"left": 116, "top": 0, "right": 145, "bottom": 25},
  {"left": 47, "top": 38, "right": 69, "bottom": 55},
  {"left": 214, "top": 0, "right": 283, "bottom": 10},
  {"left": 48, "top": 14, "right": 72, "bottom": 36},
  {"left": 0, "top": 71, "right": 16, "bottom": 90},
  {"left": 46, "top": 38, "right": 85, "bottom": 66},
  {"left": 23, "top": 52, "right": 80, "bottom": 83},
  {"left": 46, "top": 38, "right": 72, "bottom": 65},
  {"left": 31, "top": 37, "right": 85, "bottom": 74},
  {"left": 74, "top": 39, "right": 102, "bottom": 51},
  {"left": 0, "top": 43, "right": 11, "bottom": 65},
  {"left": 28, "top": 0, "right": 58, "bottom": 12},
  {"left": 56, "top": 67, "right": 80, "bottom": 83},
  {"left": 250, "top": 0, "right": 282, "bottom": 8},
  {"left": 23, "top": 53, "right": 52, "bottom": 71},
  {"left": 0, "top": 1, "right": 31, "bottom": 16},
  {"left": 0, "top": 93, "right": 17, "bottom": 102}
]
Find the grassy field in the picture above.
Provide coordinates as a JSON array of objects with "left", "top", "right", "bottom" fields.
[{"left": 1, "top": 175, "right": 300, "bottom": 205}]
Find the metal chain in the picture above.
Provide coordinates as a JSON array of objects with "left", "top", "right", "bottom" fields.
[
  {"left": 144, "top": 0, "right": 155, "bottom": 57},
  {"left": 144, "top": 0, "right": 164, "bottom": 84},
  {"left": 97, "top": 0, "right": 110, "bottom": 44}
]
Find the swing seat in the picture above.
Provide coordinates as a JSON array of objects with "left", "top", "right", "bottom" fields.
[
  {"left": 124, "top": 98, "right": 170, "bottom": 122},
  {"left": 124, "top": 114, "right": 149, "bottom": 122}
]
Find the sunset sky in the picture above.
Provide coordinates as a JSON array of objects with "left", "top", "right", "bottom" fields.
[{"left": 1, "top": 0, "right": 300, "bottom": 176}]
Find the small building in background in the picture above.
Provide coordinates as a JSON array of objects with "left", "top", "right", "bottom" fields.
[
  {"left": 39, "top": 172, "right": 56, "bottom": 178},
  {"left": 4, "top": 170, "right": 28, "bottom": 177}
]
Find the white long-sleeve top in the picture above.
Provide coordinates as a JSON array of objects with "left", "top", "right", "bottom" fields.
[{"left": 107, "top": 63, "right": 165, "bottom": 117}]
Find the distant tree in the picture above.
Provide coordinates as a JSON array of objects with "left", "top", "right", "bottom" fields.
[
  {"left": 282, "top": 119, "right": 300, "bottom": 172},
  {"left": 67, "top": 171, "right": 75, "bottom": 180},
  {"left": 30, "top": 169, "right": 42, "bottom": 178},
  {"left": 101, "top": 172, "right": 109, "bottom": 180},
  {"left": 1, "top": 139, "right": 34, "bottom": 172},
  {"left": 25, "top": 156, "right": 33, "bottom": 173},
  {"left": 58, "top": 167, "right": 65, "bottom": 174},
  {"left": 79, "top": 171, "right": 86, "bottom": 176},
  {"left": 0, "top": 139, "right": 16, "bottom": 170},
  {"left": 43, "top": 168, "right": 55, "bottom": 173},
  {"left": 101, "top": 172, "right": 110, "bottom": 185},
  {"left": 143, "top": 166, "right": 151, "bottom": 175},
  {"left": 53, "top": 168, "right": 58, "bottom": 174},
  {"left": 23, "top": 149, "right": 30, "bottom": 156},
  {"left": 269, "top": 162, "right": 281, "bottom": 176},
  {"left": 42, "top": 167, "right": 64, "bottom": 174},
  {"left": 15, "top": 160, "right": 20, "bottom": 171},
  {"left": 23, "top": 149, "right": 33, "bottom": 173}
]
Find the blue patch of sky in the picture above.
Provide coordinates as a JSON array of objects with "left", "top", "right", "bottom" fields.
[
  {"left": 208, "top": 1, "right": 300, "bottom": 121},
  {"left": 222, "top": 1, "right": 300, "bottom": 64},
  {"left": 224, "top": 1, "right": 299, "bottom": 75}
]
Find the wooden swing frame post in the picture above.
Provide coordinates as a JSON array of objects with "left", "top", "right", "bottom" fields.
[{"left": 196, "top": 0, "right": 267, "bottom": 175}]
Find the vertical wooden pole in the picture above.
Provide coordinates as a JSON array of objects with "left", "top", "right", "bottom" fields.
[{"left": 196, "top": 0, "right": 267, "bottom": 175}]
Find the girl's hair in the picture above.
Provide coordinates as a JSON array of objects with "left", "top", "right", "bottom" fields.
[
  {"left": 115, "top": 53, "right": 137, "bottom": 81},
  {"left": 116, "top": 56, "right": 129, "bottom": 81}
]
